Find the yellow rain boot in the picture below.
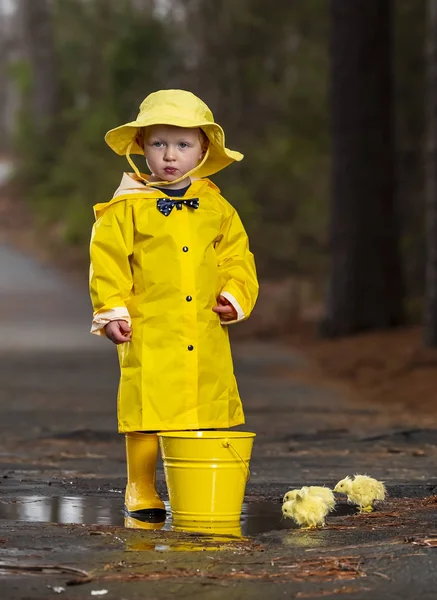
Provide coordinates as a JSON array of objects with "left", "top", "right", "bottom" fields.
[
  {"left": 124, "top": 432, "right": 166, "bottom": 516},
  {"left": 124, "top": 516, "right": 166, "bottom": 532}
]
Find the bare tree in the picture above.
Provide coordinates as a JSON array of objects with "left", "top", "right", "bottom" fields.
[
  {"left": 0, "top": 0, "right": 20, "bottom": 151},
  {"left": 322, "top": 0, "right": 404, "bottom": 337},
  {"left": 17, "top": 0, "right": 59, "bottom": 135},
  {"left": 0, "top": 1, "right": 10, "bottom": 150}
]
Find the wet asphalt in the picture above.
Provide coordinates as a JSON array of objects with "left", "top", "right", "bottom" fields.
[{"left": 1, "top": 242, "right": 437, "bottom": 598}]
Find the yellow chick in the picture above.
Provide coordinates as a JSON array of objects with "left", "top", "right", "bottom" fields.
[
  {"left": 283, "top": 486, "right": 336, "bottom": 511},
  {"left": 282, "top": 488, "right": 330, "bottom": 528},
  {"left": 334, "top": 474, "right": 386, "bottom": 512},
  {"left": 283, "top": 489, "right": 300, "bottom": 503}
]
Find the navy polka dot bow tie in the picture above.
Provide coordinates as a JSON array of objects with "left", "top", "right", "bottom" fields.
[{"left": 157, "top": 198, "right": 200, "bottom": 217}]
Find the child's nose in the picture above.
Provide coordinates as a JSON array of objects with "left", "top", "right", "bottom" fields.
[{"left": 164, "top": 146, "right": 176, "bottom": 161}]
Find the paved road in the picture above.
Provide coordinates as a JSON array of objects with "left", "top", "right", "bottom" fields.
[
  {"left": 1, "top": 244, "right": 437, "bottom": 599},
  {"left": 0, "top": 243, "right": 107, "bottom": 351}
]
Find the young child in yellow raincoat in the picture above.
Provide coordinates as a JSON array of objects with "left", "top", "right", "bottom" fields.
[{"left": 89, "top": 89, "right": 258, "bottom": 517}]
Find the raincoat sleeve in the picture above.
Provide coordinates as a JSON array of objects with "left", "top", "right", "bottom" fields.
[
  {"left": 89, "top": 201, "right": 134, "bottom": 336},
  {"left": 216, "top": 208, "right": 259, "bottom": 324}
]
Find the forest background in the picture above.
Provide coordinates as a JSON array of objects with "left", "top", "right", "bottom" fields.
[{"left": 2, "top": 1, "right": 437, "bottom": 407}]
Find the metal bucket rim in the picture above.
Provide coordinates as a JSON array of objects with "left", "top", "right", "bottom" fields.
[{"left": 158, "top": 431, "right": 256, "bottom": 440}]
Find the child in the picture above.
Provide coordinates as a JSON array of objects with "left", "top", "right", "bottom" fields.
[{"left": 89, "top": 89, "right": 258, "bottom": 517}]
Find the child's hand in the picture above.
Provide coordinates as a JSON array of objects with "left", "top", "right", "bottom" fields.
[
  {"left": 105, "top": 320, "right": 132, "bottom": 344},
  {"left": 212, "top": 295, "right": 238, "bottom": 322}
]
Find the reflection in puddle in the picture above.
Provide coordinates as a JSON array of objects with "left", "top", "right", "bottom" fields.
[{"left": 0, "top": 495, "right": 292, "bottom": 536}]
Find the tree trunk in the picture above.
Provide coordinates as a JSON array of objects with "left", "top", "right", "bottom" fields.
[
  {"left": 424, "top": 0, "right": 437, "bottom": 346},
  {"left": 322, "top": 0, "right": 404, "bottom": 337},
  {"left": 0, "top": 1, "right": 10, "bottom": 151},
  {"left": 18, "top": 0, "right": 58, "bottom": 135},
  {"left": 0, "top": 0, "right": 20, "bottom": 151}
]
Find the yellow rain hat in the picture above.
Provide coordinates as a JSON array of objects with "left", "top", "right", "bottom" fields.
[{"left": 105, "top": 89, "right": 243, "bottom": 185}]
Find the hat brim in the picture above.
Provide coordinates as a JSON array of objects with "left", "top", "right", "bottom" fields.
[{"left": 105, "top": 118, "right": 243, "bottom": 179}]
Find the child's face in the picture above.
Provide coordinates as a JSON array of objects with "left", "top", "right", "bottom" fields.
[{"left": 142, "top": 125, "right": 206, "bottom": 184}]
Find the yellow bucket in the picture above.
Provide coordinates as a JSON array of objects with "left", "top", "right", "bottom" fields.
[
  {"left": 158, "top": 431, "right": 255, "bottom": 526},
  {"left": 171, "top": 521, "right": 243, "bottom": 538}
]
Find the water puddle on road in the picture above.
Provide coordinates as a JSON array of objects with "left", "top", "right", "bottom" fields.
[{"left": 0, "top": 495, "right": 294, "bottom": 537}]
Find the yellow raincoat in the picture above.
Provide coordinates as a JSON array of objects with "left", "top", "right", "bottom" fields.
[{"left": 90, "top": 173, "right": 258, "bottom": 432}]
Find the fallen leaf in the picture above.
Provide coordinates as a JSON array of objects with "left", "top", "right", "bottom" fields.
[{"left": 422, "top": 496, "right": 437, "bottom": 506}]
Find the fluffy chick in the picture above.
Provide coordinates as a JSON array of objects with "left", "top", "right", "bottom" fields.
[
  {"left": 334, "top": 474, "right": 386, "bottom": 512},
  {"left": 283, "top": 489, "right": 300, "bottom": 503},
  {"left": 282, "top": 488, "right": 330, "bottom": 528},
  {"left": 283, "top": 486, "right": 336, "bottom": 511}
]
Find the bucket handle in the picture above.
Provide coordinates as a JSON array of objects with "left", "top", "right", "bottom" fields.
[{"left": 222, "top": 439, "right": 251, "bottom": 481}]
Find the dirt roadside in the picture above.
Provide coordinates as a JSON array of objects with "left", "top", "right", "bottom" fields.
[{"left": 286, "top": 324, "right": 437, "bottom": 417}]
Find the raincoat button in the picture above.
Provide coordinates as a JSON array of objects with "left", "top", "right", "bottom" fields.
[
  {"left": 188, "top": 345, "right": 194, "bottom": 351},
  {"left": 186, "top": 296, "right": 192, "bottom": 302},
  {"left": 182, "top": 246, "right": 189, "bottom": 252}
]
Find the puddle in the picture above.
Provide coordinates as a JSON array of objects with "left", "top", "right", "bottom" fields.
[{"left": 0, "top": 495, "right": 294, "bottom": 536}]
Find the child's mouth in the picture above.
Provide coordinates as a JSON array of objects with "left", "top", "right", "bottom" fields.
[{"left": 164, "top": 167, "right": 177, "bottom": 174}]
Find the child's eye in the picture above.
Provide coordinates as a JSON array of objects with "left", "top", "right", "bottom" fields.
[
  {"left": 152, "top": 141, "right": 164, "bottom": 148},
  {"left": 178, "top": 142, "right": 189, "bottom": 149}
]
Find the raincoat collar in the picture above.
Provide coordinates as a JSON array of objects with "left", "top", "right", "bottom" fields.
[{"left": 93, "top": 172, "right": 220, "bottom": 219}]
